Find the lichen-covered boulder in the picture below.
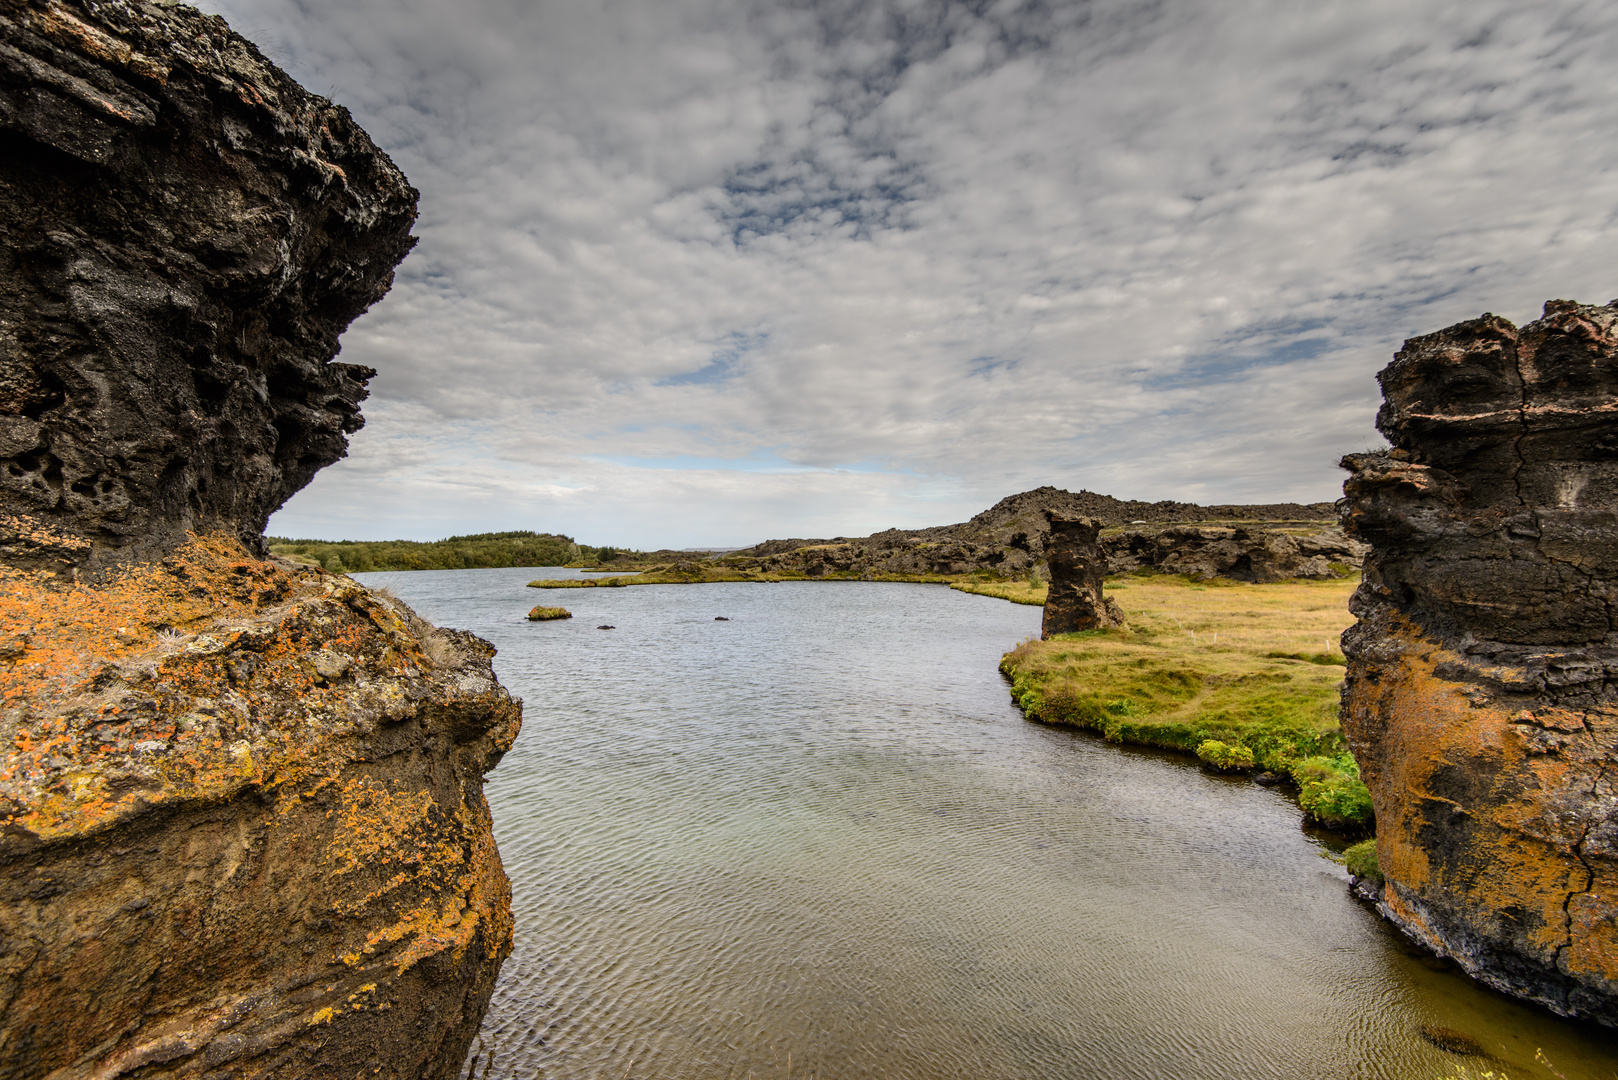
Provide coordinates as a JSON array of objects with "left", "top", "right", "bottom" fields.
[
  {"left": 0, "top": 539, "right": 520, "bottom": 1077},
  {"left": 1339, "top": 299, "right": 1618, "bottom": 1026}
]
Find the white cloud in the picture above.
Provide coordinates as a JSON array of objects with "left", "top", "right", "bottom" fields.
[{"left": 197, "top": 0, "right": 1618, "bottom": 546}]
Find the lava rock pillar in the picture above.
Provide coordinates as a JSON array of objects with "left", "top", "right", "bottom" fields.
[
  {"left": 1339, "top": 299, "right": 1618, "bottom": 1026},
  {"left": 1041, "top": 512, "right": 1127, "bottom": 638}
]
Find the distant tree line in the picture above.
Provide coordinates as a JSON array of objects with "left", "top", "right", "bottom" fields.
[{"left": 266, "top": 531, "right": 623, "bottom": 572}]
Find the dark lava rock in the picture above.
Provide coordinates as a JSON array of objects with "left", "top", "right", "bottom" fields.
[
  {"left": 1101, "top": 524, "right": 1364, "bottom": 582},
  {"left": 0, "top": 0, "right": 417, "bottom": 573},
  {"left": 730, "top": 487, "right": 1351, "bottom": 582},
  {"left": 597, "top": 624, "right": 615, "bottom": 630},
  {"left": 1339, "top": 299, "right": 1618, "bottom": 1027},
  {"left": 1040, "top": 512, "right": 1127, "bottom": 638},
  {"left": 0, "top": 4, "right": 519, "bottom": 1078},
  {"left": 714, "top": 616, "right": 729, "bottom": 621}
]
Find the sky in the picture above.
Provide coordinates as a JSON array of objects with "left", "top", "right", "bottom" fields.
[{"left": 194, "top": 0, "right": 1618, "bottom": 549}]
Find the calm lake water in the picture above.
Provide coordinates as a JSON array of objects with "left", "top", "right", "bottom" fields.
[{"left": 356, "top": 567, "right": 1617, "bottom": 1080}]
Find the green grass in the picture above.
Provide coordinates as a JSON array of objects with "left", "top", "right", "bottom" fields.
[
  {"left": 1000, "top": 574, "right": 1373, "bottom": 832},
  {"left": 269, "top": 531, "right": 588, "bottom": 572},
  {"left": 1340, "top": 838, "right": 1381, "bottom": 883},
  {"left": 526, "top": 606, "right": 572, "bottom": 621},
  {"left": 951, "top": 579, "right": 1048, "bottom": 606}
]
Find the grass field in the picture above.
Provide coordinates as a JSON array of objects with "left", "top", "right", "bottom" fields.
[
  {"left": 950, "top": 579, "right": 1047, "bottom": 605},
  {"left": 996, "top": 574, "right": 1372, "bottom": 831}
]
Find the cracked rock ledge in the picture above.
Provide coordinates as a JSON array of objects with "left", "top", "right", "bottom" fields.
[
  {"left": 1340, "top": 298, "right": 1618, "bottom": 1027},
  {"left": 0, "top": 2, "right": 521, "bottom": 1076}
]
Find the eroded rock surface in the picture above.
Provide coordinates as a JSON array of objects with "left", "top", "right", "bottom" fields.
[
  {"left": 1340, "top": 299, "right": 1618, "bottom": 1026},
  {"left": 0, "top": 0, "right": 417, "bottom": 572},
  {"left": 0, "top": 3, "right": 521, "bottom": 1075},
  {"left": 0, "top": 541, "right": 520, "bottom": 1077},
  {"left": 1040, "top": 513, "right": 1126, "bottom": 637},
  {"left": 1102, "top": 524, "right": 1364, "bottom": 583}
]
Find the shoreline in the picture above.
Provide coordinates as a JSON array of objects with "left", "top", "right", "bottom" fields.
[{"left": 994, "top": 575, "right": 1374, "bottom": 838}]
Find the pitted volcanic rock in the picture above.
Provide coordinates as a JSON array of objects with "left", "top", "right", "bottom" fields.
[
  {"left": 1339, "top": 298, "right": 1618, "bottom": 1026},
  {"left": 0, "top": 0, "right": 417, "bottom": 572},
  {"left": 0, "top": 4, "right": 520, "bottom": 1079},
  {"left": 1041, "top": 512, "right": 1126, "bottom": 637}
]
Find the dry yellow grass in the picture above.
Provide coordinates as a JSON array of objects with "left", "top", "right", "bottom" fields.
[
  {"left": 998, "top": 574, "right": 1371, "bottom": 829},
  {"left": 1102, "top": 575, "right": 1357, "bottom": 657}
]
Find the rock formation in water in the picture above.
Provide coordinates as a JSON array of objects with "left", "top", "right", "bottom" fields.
[
  {"left": 0, "top": 2, "right": 521, "bottom": 1076},
  {"left": 1040, "top": 513, "right": 1126, "bottom": 637},
  {"left": 1339, "top": 298, "right": 1618, "bottom": 1027},
  {"left": 0, "top": 0, "right": 417, "bottom": 573}
]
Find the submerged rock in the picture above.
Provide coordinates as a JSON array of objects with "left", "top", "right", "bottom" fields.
[
  {"left": 1339, "top": 299, "right": 1618, "bottom": 1026},
  {"left": 0, "top": 2, "right": 519, "bottom": 1075},
  {"left": 1040, "top": 513, "right": 1126, "bottom": 637}
]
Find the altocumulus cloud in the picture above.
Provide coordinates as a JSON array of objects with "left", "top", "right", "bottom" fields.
[{"left": 196, "top": 0, "right": 1618, "bottom": 547}]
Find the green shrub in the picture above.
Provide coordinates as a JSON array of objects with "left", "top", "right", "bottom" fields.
[
  {"left": 268, "top": 530, "right": 586, "bottom": 572},
  {"left": 1196, "top": 739, "right": 1255, "bottom": 771},
  {"left": 1300, "top": 773, "right": 1375, "bottom": 830},
  {"left": 1341, "top": 839, "right": 1381, "bottom": 883}
]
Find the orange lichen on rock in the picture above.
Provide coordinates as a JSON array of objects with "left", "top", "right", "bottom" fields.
[
  {"left": 0, "top": 0, "right": 518, "bottom": 1071},
  {"left": 0, "top": 533, "right": 520, "bottom": 842},
  {"left": 1340, "top": 299, "right": 1618, "bottom": 1026},
  {"left": 0, "top": 533, "right": 522, "bottom": 1076}
]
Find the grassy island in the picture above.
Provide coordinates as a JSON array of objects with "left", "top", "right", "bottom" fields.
[{"left": 995, "top": 574, "right": 1373, "bottom": 832}]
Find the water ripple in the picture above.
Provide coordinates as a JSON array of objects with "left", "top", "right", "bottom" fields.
[{"left": 356, "top": 569, "right": 1616, "bottom": 1080}]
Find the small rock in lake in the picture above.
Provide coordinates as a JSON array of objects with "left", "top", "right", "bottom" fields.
[
  {"left": 714, "top": 616, "right": 730, "bottom": 621},
  {"left": 1253, "top": 771, "right": 1281, "bottom": 786},
  {"left": 1418, "top": 1025, "right": 1484, "bottom": 1056},
  {"left": 597, "top": 624, "right": 616, "bottom": 630}
]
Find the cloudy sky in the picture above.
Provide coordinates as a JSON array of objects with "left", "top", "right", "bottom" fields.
[{"left": 196, "top": 0, "right": 1618, "bottom": 548}]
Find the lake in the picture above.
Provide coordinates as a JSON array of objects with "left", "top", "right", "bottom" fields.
[{"left": 356, "top": 567, "right": 1616, "bottom": 1080}]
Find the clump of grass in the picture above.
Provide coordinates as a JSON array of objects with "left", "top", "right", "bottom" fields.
[
  {"left": 1340, "top": 838, "right": 1381, "bottom": 884},
  {"left": 1000, "top": 575, "right": 1373, "bottom": 832},
  {"left": 526, "top": 606, "right": 572, "bottom": 621},
  {"left": 1197, "top": 739, "right": 1255, "bottom": 771}
]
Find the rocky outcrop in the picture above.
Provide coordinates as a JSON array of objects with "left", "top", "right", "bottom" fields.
[
  {"left": 0, "top": 0, "right": 417, "bottom": 573},
  {"left": 1040, "top": 513, "right": 1126, "bottom": 637},
  {"left": 728, "top": 487, "right": 1348, "bottom": 582},
  {"left": 0, "top": 2, "right": 520, "bottom": 1076},
  {"left": 1102, "top": 524, "right": 1365, "bottom": 582},
  {"left": 0, "top": 543, "right": 520, "bottom": 1078},
  {"left": 1339, "top": 299, "right": 1618, "bottom": 1026}
]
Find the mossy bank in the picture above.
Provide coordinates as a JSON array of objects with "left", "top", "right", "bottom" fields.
[{"left": 994, "top": 575, "right": 1373, "bottom": 832}]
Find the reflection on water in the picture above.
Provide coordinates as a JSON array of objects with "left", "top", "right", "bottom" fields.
[{"left": 357, "top": 568, "right": 1617, "bottom": 1080}]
